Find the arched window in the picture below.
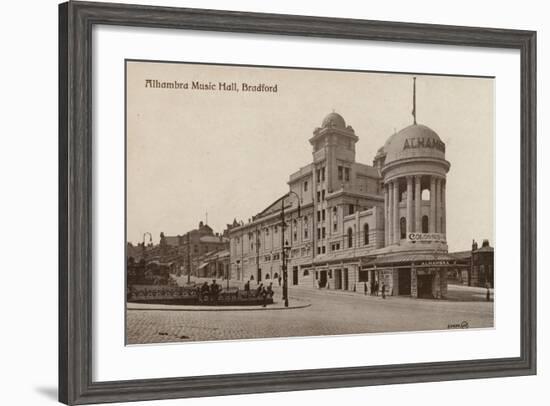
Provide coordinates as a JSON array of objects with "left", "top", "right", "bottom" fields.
[
  {"left": 364, "top": 224, "right": 369, "bottom": 245},
  {"left": 400, "top": 217, "right": 406, "bottom": 240},
  {"left": 421, "top": 189, "right": 430, "bottom": 201},
  {"left": 422, "top": 215, "right": 429, "bottom": 233},
  {"left": 347, "top": 227, "right": 353, "bottom": 248}
]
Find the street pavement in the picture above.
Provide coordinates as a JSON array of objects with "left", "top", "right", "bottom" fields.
[{"left": 126, "top": 282, "right": 494, "bottom": 344}]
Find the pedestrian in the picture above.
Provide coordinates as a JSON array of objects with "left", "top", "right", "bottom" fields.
[
  {"left": 261, "top": 286, "right": 268, "bottom": 307},
  {"left": 267, "top": 282, "right": 274, "bottom": 298},
  {"left": 374, "top": 280, "right": 379, "bottom": 296},
  {"left": 486, "top": 283, "right": 491, "bottom": 301},
  {"left": 256, "top": 283, "right": 263, "bottom": 297},
  {"left": 278, "top": 275, "right": 282, "bottom": 286},
  {"left": 244, "top": 280, "right": 250, "bottom": 298},
  {"left": 381, "top": 282, "right": 386, "bottom": 299},
  {"left": 364, "top": 282, "right": 368, "bottom": 296},
  {"left": 200, "top": 281, "right": 210, "bottom": 302},
  {"left": 210, "top": 279, "right": 219, "bottom": 304}
]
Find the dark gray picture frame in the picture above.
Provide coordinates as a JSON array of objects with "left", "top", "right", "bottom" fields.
[{"left": 59, "top": 1, "right": 537, "bottom": 404}]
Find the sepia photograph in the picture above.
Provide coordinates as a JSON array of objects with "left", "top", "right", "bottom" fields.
[{"left": 125, "top": 60, "right": 495, "bottom": 345}]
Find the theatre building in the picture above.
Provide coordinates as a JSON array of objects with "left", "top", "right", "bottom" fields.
[{"left": 229, "top": 108, "right": 456, "bottom": 299}]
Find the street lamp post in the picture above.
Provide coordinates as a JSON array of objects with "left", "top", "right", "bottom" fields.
[{"left": 280, "top": 191, "right": 301, "bottom": 307}]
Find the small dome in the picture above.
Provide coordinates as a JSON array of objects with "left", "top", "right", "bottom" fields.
[
  {"left": 321, "top": 112, "right": 346, "bottom": 129},
  {"left": 383, "top": 124, "right": 445, "bottom": 165}
]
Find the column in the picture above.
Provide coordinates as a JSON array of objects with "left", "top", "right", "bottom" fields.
[
  {"left": 435, "top": 178, "right": 441, "bottom": 233},
  {"left": 388, "top": 182, "right": 393, "bottom": 244},
  {"left": 441, "top": 179, "right": 446, "bottom": 234},
  {"left": 406, "top": 176, "right": 413, "bottom": 235},
  {"left": 415, "top": 175, "right": 421, "bottom": 233},
  {"left": 384, "top": 184, "right": 389, "bottom": 246},
  {"left": 393, "top": 180, "right": 400, "bottom": 242},
  {"left": 429, "top": 176, "right": 436, "bottom": 233}
]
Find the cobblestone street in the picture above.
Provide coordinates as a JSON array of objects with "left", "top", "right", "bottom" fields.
[{"left": 126, "top": 284, "right": 494, "bottom": 344}]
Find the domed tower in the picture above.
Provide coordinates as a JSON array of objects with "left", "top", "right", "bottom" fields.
[
  {"left": 309, "top": 112, "right": 358, "bottom": 193},
  {"left": 380, "top": 79, "right": 450, "bottom": 251}
]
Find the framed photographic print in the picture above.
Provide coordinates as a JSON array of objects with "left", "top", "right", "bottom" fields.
[{"left": 59, "top": 1, "right": 537, "bottom": 404}]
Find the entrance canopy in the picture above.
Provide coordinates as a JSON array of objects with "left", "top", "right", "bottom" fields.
[{"left": 362, "top": 252, "right": 464, "bottom": 268}]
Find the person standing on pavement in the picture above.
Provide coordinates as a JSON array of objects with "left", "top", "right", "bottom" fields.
[
  {"left": 261, "top": 285, "right": 268, "bottom": 307},
  {"left": 381, "top": 282, "right": 386, "bottom": 299},
  {"left": 374, "top": 280, "right": 379, "bottom": 296},
  {"left": 210, "top": 279, "right": 219, "bottom": 304},
  {"left": 364, "top": 282, "right": 368, "bottom": 295},
  {"left": 256, "top": 283, "right": 263, "bottom": 297}
]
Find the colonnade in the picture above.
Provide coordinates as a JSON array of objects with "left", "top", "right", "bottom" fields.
[{"left": 384, "top": 175, "right": 446, "bottom": 245}]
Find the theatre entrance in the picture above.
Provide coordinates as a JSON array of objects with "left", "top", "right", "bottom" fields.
[
  {"left": 343, "top": 269, "right": 349, "bottom": 290},
  {"left": 334, "top": 269, "right": 342, "bottom": 289},
  {"left": 417, "top": 273, "right": 433, "bottom": 298},
  {"left": 319, "top": 270, "right": 327, "bottom": 288},
  {"left": 398, "top": 268, "right": 411, "bottom": 296}
]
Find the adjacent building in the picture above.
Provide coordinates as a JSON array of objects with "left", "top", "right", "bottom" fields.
[
  {"left": 229, "top": 109, "right": 460, "bottom": 299},
  {"left": 449, "top": 239, "right": 495, "bottom": 288}
]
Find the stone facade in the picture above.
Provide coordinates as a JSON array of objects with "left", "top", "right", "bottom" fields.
[{"left": 229, "top": 111, "right": 454, "bottom": 298}]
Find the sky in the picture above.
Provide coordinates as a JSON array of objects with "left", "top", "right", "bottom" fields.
[{"left": 126, "top": 61, "right": 494, "bottom": 252}]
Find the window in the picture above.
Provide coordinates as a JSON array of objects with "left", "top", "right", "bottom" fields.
[
  {"left": 322, "top": 209, "right": 326, "bottom": 221},
  {"left": 316, "top": 169, "right": 321, "bottom": 183},
  {"left": 422, "top": 215, "right": 429, "bottom": 233},
  {"left": 317, "top": 228, "right": 321, "bottom": 239},
  {"left": 349, "top": 204, "right": 355, "bottom": 215},
  {"left": 304, "top": 181, "right": 308, "bottom": 191},
  {"left": 338, "top": 166, "right": 343, "bottom": 180},
  {"left": 321, "top": 190, "right": 325, "bottom": 200},
  {"left": 364, "top": 224, "right": 370, "bottom": 245},
  {"left": 274, "top": 226, "right": 278, "bottom": 233},
  {"left": 317, "top": 191, "right": 321, "bottom": 202},
  {"left": 322, "top": 227, "right": 326, "bottom": 239},
  {"left": 333, "top": 222, "right": 337, "bottom": 232},
  {"left": 317, "top": 246, "right": 321, "bottom": 255},
  {"left": 422, "top": 189, "right": 430, "bottom": 201},
  {"left": 344, "top": 167, "right": 350, "bottom": 181},
  {"left": 265, "top": 228, "right": 269, "bottom": 236},
  {"left": 400, "top": 217, "right": 406, "bottom": 240},
  {"left": 347, "top": 228, "right": 353, "bottom": 248},
  {"left": 317, "top": 211, "right": 321, "bottom": 222},
  {"left": 321, "top": 167, "right": 326, "bottom": 181},
  {"left": 322, "top": 246, "right": 326, "bottom": 254},
  {"left": 358, "top": 270, "right": 369, "bottom": 282},
  {"left": 303, "top": 269, "right": 310, "bottom": 276}
]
